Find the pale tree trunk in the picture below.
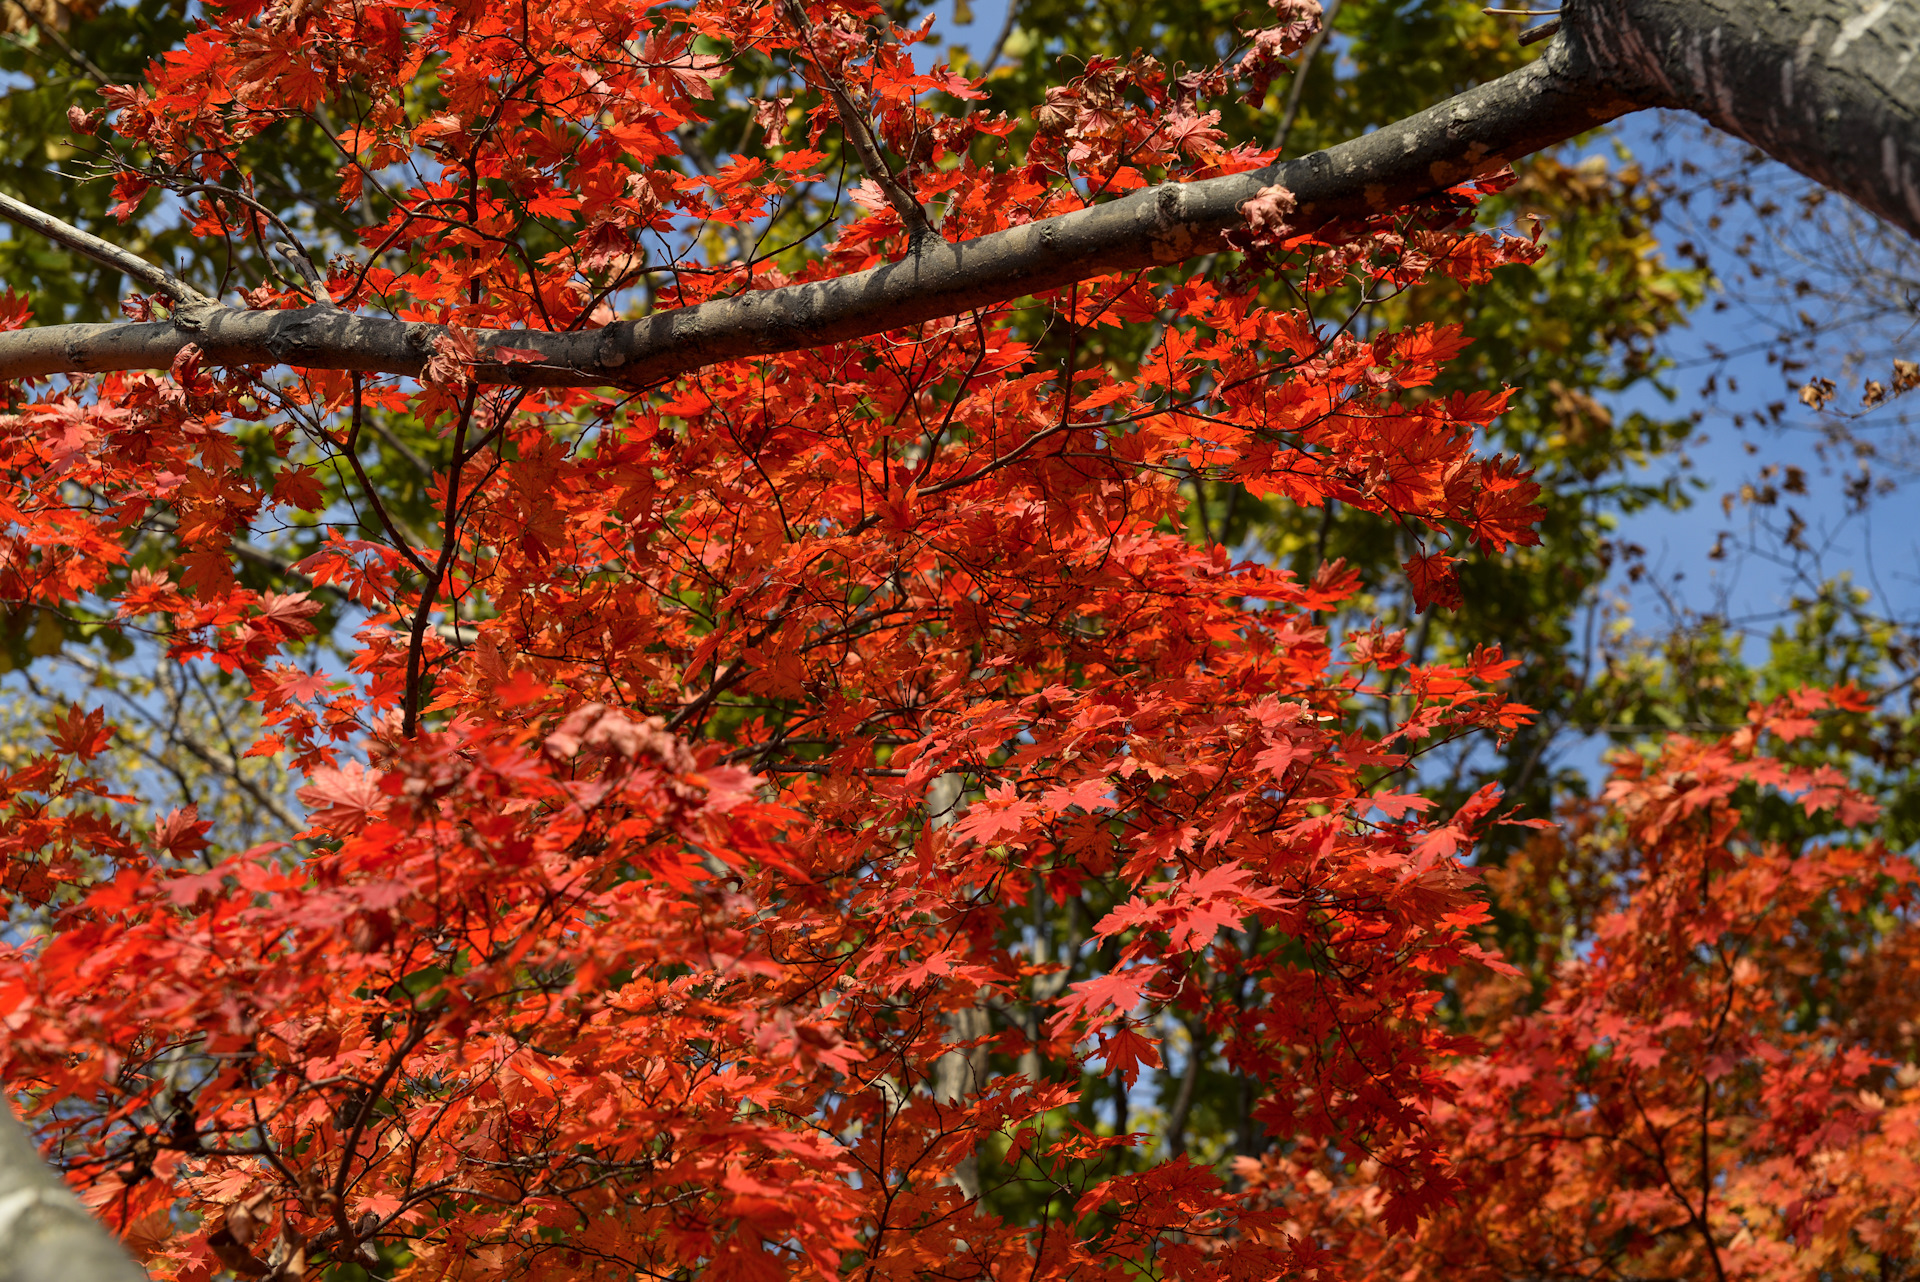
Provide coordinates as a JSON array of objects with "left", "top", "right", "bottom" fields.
[
  {"left": 0, "top": 0, "right": 1912, "bottom": 388},
  {"left": 925, "top": 770, "right": 989, "bottom": 1201},
  {"left": 930, "top": 1005, "right": 990, "bottom": 1201},
  {"left": 0, "top": 1108, "right": 147, "bottom": 1282}
]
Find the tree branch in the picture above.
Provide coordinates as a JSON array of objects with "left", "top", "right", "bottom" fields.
[
  {"left": 1567, "top": 0, "right": 1918, "bottom": 234},
  {"left": 0, "top": 49, "right": 1622, "bottom": 386},
  {"left": 0, "top": 0, "right": 1912, "bottom": 388},
  {"left": 0, "top": 191, "right": 214, "bottom": 310},
  {"left": 783, "top": 0, "right": 938, "bottom": 243}
]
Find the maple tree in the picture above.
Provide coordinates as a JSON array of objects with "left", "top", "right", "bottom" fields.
[{"left": 0, "top": 0, "right": 1918, "bottom": 1279}]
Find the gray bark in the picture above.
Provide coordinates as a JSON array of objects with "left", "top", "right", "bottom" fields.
[
  {"left": 1570, "top": 0, "right": 1919, "bottom": 233},
  {"left": 930, "top": 1003, "right": 990, "bottom": 1201},
  {"left": 0, "top": 1107, "right": 148, "bottom": 1282},
  {"left": 0, "top": 0, "right": 1912, "bottom": 390}
]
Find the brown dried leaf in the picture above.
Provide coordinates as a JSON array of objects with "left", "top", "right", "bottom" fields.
[{"left": 1799, "top": 377, "right": 1836, "bottom": 410}]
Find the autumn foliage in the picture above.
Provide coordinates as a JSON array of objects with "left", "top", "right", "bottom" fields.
[{"left": 0, "top": 0, "right": 1914, "bottom": 1278}]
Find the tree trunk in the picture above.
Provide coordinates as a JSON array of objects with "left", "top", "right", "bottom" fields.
[
  {"left": 0, "top": 1107, "right": 148, "bottom": 1282},
  {"left": 0, "top": 0, "right": 1912, "bottom": 386},
  {"left": 1571, "top": 0, "right": 1919, "bottom": 234}
]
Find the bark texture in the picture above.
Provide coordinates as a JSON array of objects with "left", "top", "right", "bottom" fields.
[
  {"left": 1571, "top": 0, "right": 1920, "bottom": 233},
  {"left": 0, "top": 0, "right": 1912, "bottom": 389},
  {"left": 0, "top": 1108, "right": 148, "bottom": 1282}
]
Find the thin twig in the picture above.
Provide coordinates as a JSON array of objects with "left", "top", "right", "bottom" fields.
[
  {"left": 5, "top": 0, "right": 109, "bottom": 82},
  {"left": 401, "top": 388, "right": 477, "bottom": 737},
  {"left": 1272, "top": 0, "right": 1343, "bottom": 152},
  {"left": 343, "top": 374, "right": 435, "bottom": 580}
]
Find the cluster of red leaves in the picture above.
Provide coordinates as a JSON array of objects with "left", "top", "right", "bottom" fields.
[
  {"left": 1241, "top": 688, "right": 1920, "bottom": 1278},
  {"left": 4, "top": 0, "right": 1895, "bottom": 1279},
  {"left": 0, "top": 704, "right": 140, "bottom": 909},
  {"left": 5, "top": 707, "right": 868, "bottom": 1278}
]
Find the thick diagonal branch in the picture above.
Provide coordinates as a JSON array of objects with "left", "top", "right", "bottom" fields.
[
  {"left": 0, "top": 48, "right": 1624, "bottom": 387},
  {"left": 0, "top": 0, "right": 1913, "bottom": 389}
]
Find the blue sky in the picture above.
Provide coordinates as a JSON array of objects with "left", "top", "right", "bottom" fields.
[{"left": 1585, "top": 109, "right": 1920, "bottom": 680}]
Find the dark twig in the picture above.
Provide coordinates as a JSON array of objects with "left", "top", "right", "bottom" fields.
[
  {"left": 1272, "top": 0, "right": 1343, "bottom": 152},
  {"left": 783, "top": 0, "right": 937, "bottom": 245}
]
